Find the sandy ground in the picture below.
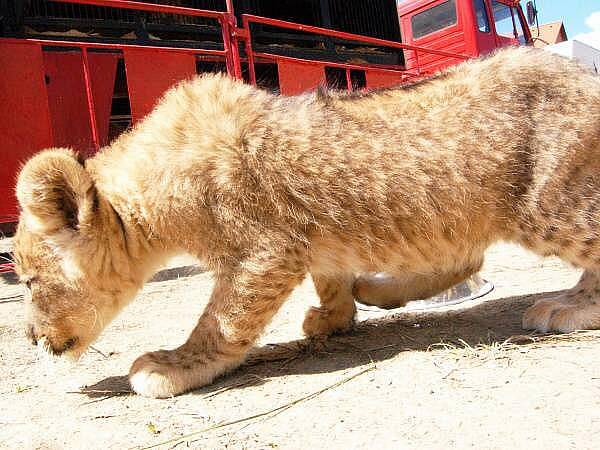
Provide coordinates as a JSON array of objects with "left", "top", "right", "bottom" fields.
[{"left": 1, "top": 241, "right": 600, "bottom": 450}]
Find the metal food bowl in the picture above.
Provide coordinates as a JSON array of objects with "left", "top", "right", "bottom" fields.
[
  {"left": 402, "top": 274, "right": 493, "bottom": 311},
  {"left": 356, "top": 273, "right": 494, "bottom": 312}
]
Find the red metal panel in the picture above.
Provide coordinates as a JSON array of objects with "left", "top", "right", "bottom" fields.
[
  {"left": 410, "top": 33, "right": 469, "bottom": 74},
  {"left": 88, "top": 52, "right": 119, "bottom": 149},
  {"left": 277, "top": 60, "right": 325, "bottom": 95},
  {"left": 0, "top": 42, "right": 52, "bottom": 223},
  {"left": 124, "top": 49, "right": 197, "bottom": 122},
  {"left": 365, "top": 71, "right": 403, "bottom": 90},
  {"left": 43, "top": 50, "right": 94, "bottom": 153},
  {"left": 398, "top": 0, "right": 469, "bottom": 75}
]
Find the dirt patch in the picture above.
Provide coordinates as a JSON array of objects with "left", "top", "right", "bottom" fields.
[{"left": 2, "top": 243, "right": 599, "bottom": 449}]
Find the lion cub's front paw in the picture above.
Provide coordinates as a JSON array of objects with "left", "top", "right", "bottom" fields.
[
  {"left": 129, "top": 351, "right": 190, "bottom": 398},
  {"left": 302, "top": 305, "right": 355, "bottom": 338}
]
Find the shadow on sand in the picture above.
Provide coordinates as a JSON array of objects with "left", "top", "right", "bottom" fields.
[{"left": 78, "top": 289, "right": 564, "bottom": 399}]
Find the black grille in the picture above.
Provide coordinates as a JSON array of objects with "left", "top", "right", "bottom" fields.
[
  {"left": 329, "top": 0, "right": 400, "bottom": 41},
  {"left": 241, "top": 0, "right": 403, "bottom": 66},
  {"left": 237, "top": 0, "right": 400, "bottom": 41},
  {"left": 1, "top": 0, "right": 403, "bottom": 64},
  {"left": 2, "top": 0, "right": 227, "bottom": 47},
  {"left": 237, "top": 0, "right": 321, "bottom": 27},
  {"left": 26, "top": 0, "right": 227, "bottom": 21}
]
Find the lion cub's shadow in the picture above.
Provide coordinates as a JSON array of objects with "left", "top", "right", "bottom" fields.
[{"left": 79, "top": 290, "right": 558, "bottom": 399}]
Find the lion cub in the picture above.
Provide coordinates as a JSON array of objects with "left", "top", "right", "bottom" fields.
[{"left": 13, "top": 47, "right": 600, "bottom": 397}]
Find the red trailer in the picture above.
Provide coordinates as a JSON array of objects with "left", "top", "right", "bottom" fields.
[{"left": 0, "top": 0, "right": 533, "bottom": 237}]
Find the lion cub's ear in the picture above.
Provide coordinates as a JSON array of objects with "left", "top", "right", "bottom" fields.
[{"left": 16, "top": 148, "right": 97, "bottom": 234}]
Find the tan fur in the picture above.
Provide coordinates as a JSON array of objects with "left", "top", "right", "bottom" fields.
[{"left": 13, "top": 47, "right": 600, "bottom": 398}]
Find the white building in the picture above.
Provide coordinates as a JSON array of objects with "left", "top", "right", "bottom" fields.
[{"left": 545, "top": 39, "right": 600, "bottom": 73}]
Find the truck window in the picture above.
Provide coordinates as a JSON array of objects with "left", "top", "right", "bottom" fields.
[
  {"left": 491, "top": 0, "right": 526, "bottom": 43},
  {"left": 473, "top": 0, "right": 490, "bottom": 33},
  {"left": 512, "top": 9, "right": 526, "bottom": 44},
  {"left": 411, "top": 0, "right": 457, "bottom": 40}
]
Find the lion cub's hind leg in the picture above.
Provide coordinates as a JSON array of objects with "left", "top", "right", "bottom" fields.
[
  {"left": 303, "top": 273, "right": 357, "bottom": 338},
  {"left": 523, "top": 269, "right": 600, "bottom": 332},
  {"left": 521, "top": 167, "right": 600, "bottom": 333}
]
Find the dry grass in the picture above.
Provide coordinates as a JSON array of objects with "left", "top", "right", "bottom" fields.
[{"left": 429, "top": 330, "right": 600, "bottom": 355}]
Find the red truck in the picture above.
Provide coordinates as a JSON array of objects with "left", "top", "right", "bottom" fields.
[{"left": 0, "top": 0, "right": 535, "bottom": 237}]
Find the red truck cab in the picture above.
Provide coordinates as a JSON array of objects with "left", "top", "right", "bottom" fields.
[{"left": 398, "top": 0, "right": 532, "bottom": 73}]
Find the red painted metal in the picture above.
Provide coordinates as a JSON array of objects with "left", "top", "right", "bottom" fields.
[
  {"left": 87, "top": 52, "right": 119, "bottom": 148},
  {"left": 345, "top": 69, "right": 353, "bottom": 91},
  {"left": 256, "top": 52, "right": 414, "bottom": 77},
  {"left": 43, "top": 51, "right": 94, "bottom": 153},
  {"left": 124, "top": 49, "right": 197, "bottom": 122},
  {"left": 398, "top": 0, "right": 471, "bottom": 73},
  {"left": 241, "top": 20, "right": 257, "bottom": 85},
  {"left": 0, "top": 37, "right": 229, "bottom": 57},
  {"left": 277, "top": 60, "right": 325, "bottom": 95},
  {"left": 81, "top": 48, "right": 100, "bottom": 152},
  {"left": 42, "top": 50, "right": 119, "bottom": 155},
  {"left": 365, "top": 70, "right": 404, "bottom": 89},
  {"left": 0, "top": 42, "right": 53, "bottom": 224},
  {"left": 222, "top": 18, "right": 242, "bottom": 80},
  {"left": 222, "top": 0, "right": 242, "bottom": 79}
]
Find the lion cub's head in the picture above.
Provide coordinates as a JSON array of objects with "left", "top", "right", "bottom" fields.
[{"left": 14, "top": 148, "right": 139, "bottom": 359}]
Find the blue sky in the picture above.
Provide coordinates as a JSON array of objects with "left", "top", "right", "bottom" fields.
[{"left": 533, "top": 0, "right": 599, "bottom": 37}]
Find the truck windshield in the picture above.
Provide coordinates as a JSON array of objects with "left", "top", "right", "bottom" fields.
[{"left": 491, "top": 0, "right": 526, "bottom": 44}]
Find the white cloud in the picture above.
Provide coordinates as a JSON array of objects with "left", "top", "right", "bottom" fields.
[
  {"left": 584, "top": 11, "right": 600, "bottom": 31},
  {"left": 572, "top": 11, "right": 600, "bottom": 50}
]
